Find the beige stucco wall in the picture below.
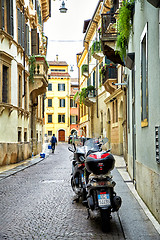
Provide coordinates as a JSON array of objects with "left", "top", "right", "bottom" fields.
[
  {"left": 0, "top": 142, "right": 32, "bottom": 166},
  {"left": 136, "top": 161, "right": 160, "bottom": 223}
]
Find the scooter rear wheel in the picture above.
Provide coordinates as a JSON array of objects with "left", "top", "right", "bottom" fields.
[{"left": 100, "top": 209, "right": 110, "bottom": 232}]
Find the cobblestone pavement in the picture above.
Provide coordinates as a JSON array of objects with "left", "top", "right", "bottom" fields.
[
  {"left": 0, "top": 143, "right": 124, "bottom": 240},
  {"left": 0, "top": 144, "right": 159, "bottom": 240}
]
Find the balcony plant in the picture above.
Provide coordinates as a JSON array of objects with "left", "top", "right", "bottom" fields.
[
  {"left": 81, "top": 64, "right": 88, "bottom": 76},
  {"left": 29, "top": 55, "right": 36, "bottom": 82},
  {"left": 116, "top": 0, "right": 135, "bottom": 60},
  {"left": 91, "top": 41, "right": 101, "bottom": 56},
  {"left": 73, "top": 85, "right": 95, "bottom": 105}
]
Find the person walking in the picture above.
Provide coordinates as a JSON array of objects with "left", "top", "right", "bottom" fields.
[{"left": 50, "top": 134, "right": 57, "bottom": 153}]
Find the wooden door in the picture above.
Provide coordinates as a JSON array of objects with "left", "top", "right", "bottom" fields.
[{"left": 58, "top": 130, "right": 65, "bottom": 142}]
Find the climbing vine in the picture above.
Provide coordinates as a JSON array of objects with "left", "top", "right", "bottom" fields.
[
  {"left": 29, "top": 55, "right": 36, "bottom": 82},
  {"left": 73, "top": 85, "right": 95, "bottom": 105},
  {"left": 116, "top": 0, "right": 135, "bottom": 60}
]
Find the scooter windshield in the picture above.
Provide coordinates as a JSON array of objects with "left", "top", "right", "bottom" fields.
[{"left": 84, "top": 138, "right": 100, "bottom": 154}]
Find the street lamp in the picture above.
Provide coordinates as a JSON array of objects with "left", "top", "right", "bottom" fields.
[{"left": 59, "top": 0, "right": 68, "bottom": 13}]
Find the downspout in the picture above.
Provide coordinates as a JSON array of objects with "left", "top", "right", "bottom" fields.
[
  {"left": 23, "top": 6, "right": 26, "bottom": 97},
  {"left": 96, "top": 22, "right": 99, "bottom": 118}
]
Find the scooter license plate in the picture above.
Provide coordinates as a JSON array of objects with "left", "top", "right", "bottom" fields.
[{"left": 98, "top": 193, "right": 110, "bottom": 206}]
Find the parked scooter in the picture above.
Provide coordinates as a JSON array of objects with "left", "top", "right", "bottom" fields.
[
  {"left": 82, "top": 138, "right": 122, "bottom": 232},
  {"left": 68, "top": 143, "right": 86, "bottom": 202},
  {"left": 68, "top": 138, "right": 103, "bottom": 202}
]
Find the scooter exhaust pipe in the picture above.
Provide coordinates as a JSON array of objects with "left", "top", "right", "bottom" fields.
[{"left": 112, "top": 196, "right": 122, "bottom": 211}]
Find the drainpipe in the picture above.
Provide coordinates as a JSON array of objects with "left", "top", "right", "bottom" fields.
[
  {"left": 23, "top": 6, "right": 26, "bottom": 97},
  {"left": 96, "top": 22, "right": 99, "bottom": 118}
]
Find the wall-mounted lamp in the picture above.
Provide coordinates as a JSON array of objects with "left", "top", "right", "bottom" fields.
[
  {"left": 70, "top": 65, "right": 74, "bottom": 72},
  {"left": 59, "top": 0, "right": 68, "bottom": 13},
  {"left": 112, "top": 81, "right": 128, "bottom": 88}
]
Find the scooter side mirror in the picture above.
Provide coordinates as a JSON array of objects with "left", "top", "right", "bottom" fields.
[
  {"left": 68, "top": 147, "right": 75, "bottom": 153},
  {"left": 79, "top": 156, "right": 85, "bottom": 162}
]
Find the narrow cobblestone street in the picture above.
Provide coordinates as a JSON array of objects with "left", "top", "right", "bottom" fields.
[{"left": 0, "top": 144, "right": 159, "bottom": 240}]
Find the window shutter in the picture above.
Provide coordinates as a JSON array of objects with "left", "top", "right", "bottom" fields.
[
  {"left": 7, "top": 0, "right": 14, "bottom": 36},
  {"left": 10, "top": 0, "right": 14, "bottom": 36},
  {"left": 62, "top": 115, "right": 65, "bottom": 123},
  {"left": 17, "top": 8, "right": 22, "bottom": 45},
  {"left": 25, "top": 24, "right": 29, "bottom": 56},
  {"left": 31, "top": 28, "right": 39, "bottom": 55},
  {"left": 22, "top": 13, "right": 25, "bottom": 48},
  {"left": 76, "top": 115, "right": 78, "bottom": 124},
  {"left": 1, "top": 0, "right": 5, "bottom": 30},
  {"left": 37, "top": 32, "right": 39, "bottom": 54}
]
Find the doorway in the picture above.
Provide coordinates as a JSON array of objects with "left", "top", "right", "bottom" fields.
[{"left": 58, "top": 130, "right": 65, "bottom": 142}]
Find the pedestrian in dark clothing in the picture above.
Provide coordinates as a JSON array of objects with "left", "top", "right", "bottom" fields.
[{"left": 50, "top": 134, "right": 57, "bottom": 153}]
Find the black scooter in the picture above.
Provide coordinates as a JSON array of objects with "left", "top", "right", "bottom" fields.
[
  {"left": 68, "top": 143, "right": 86, "bottom": 202},
  {"left": 83, "top": 139, "right": 122, "bottom": 232}
]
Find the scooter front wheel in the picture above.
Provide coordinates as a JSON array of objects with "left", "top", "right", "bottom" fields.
[{"left": 100, "top": 209, "right": 111, "bottom": 232}]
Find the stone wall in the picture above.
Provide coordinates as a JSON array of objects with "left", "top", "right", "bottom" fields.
[{"left": 0, "top": 142, "right": 32, "bottom": 166}]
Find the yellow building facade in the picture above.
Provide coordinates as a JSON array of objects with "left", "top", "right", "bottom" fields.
[{"left": 45, "top": 60, "right": 70, "bottom": 142}]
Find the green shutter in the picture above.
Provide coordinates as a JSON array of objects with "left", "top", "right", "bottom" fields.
[
  {"left": 17, "top": 8, "right": 22, "bottom": 44},
  {"left": 1, "top": 0, "right": 5, "bottom": 30},
  {"left": 22, "top": 13, "right": 25, "bottom": 48},
  {"left": 31, "top": 28, "right": 38, "bottom": 55}
]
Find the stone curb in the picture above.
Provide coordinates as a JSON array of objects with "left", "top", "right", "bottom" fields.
[{"left": 0, "top": 155, "right": 48, "bottom": 181}]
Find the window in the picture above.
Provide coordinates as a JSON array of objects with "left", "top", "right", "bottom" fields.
[
  {"left": 2, "top": 65, "right": 9, "bottom": 103},
  {"left": 140, "top": 23, "right": 148, "bottom": 127},
  {"left": 24, "top": 131, "right": 27, "bottom": 142},
  {"left": 70, "top": 99, "right": 77, "bottom": 108},
  {"left": 58, "top": 114, "right": 65, "bottom": 123},
  {"left": 58, "top": 83, "right": 65, "bottom": 91},
  {"left": 0, "top": 0, "right": 14, "bottom": 36},
  {"left": 48, "top": 99, "right": 52, "bottom": 107},
  {"left": 18, "top": 74, "right": 22, "bottom": 107},
  {"left": 48, "top": 131, "right": 52, "bottom": 136},
  {"left": 18, "top": 128, "right": 22, "bottom": 142},
  {"left": 60, "top": 99, "right": 65, "bottom": 107},
  {"left": 70, "top": 115, "right": 78, "bottom": 124},
  {"left": 48, "top": 114, "right": 52, "bottom": 123},
  {"left": 48, "top": 83, "right": 52, "bottom": 91}
]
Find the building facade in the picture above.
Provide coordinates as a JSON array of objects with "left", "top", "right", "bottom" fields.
[
  {"left": 125, "top": 1, "right": 160, "bottom": 223},
  {"left": 76, "top": 0, "right": 126, "bottom": 156},
  {"left": 69, "top": 78, "right": 79, "bottom": 137},
  {"left": 0, "top": 0, "right": 50, "bottom": 165},
  {"left": 45, "top": 60, "right": 70, "bottom": 142}
]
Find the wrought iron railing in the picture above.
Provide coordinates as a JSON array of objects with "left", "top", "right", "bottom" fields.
[
  {"left": 101, "top": 13, "right": 117, "bottom": 40},
  {"left": 102, "top": 65, "right": 117, "bottom": 85}
]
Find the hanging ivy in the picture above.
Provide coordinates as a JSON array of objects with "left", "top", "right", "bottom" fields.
[
  {"left": 73, "top": 85, "right": 95, "bottom": 105},
  {"left": 29, "top": 55, "right": 36, "bottom": 82},
  {"left": 116, "top": 0, "right": 135, "bottom": 60}
]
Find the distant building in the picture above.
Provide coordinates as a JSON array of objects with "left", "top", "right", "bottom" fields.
[
  {"left": 69, "top": 79, "right": 79, "bottom": 137},
  {"left": 45, "top": 59, "right": 70, "bottom": 142}
]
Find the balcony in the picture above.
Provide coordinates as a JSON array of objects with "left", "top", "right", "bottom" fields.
[
  {"left": 91, "top": 41, "right": 104, "bottom": 60},
  {"left": 81, "top": 64, "right": 88, "bottom": 78},
  {"left": 101, "top": 13, "right": 124, "bottom": 65},
  {"left": 84, "top": 90, "right": 96, "bottom": 107},
  {"left": 29, "top": 56, "right": 48, "bottom": 103},
  {"left": 101, "top": 65, "right": 117, "bottom": 94}
]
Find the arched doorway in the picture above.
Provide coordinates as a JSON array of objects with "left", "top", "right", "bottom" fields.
[{"left": 58, "top": 130, "right": 65, "bottom": 142}]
